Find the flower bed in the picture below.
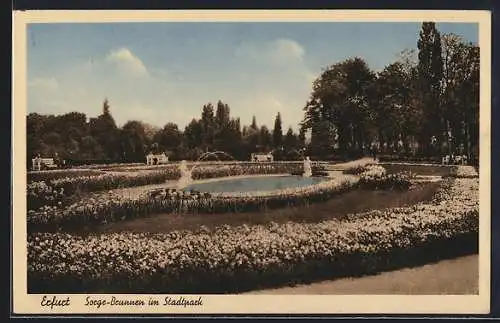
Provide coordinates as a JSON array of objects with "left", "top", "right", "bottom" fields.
[
  {"left": 358, "top": 165, "right": 415, "bottom": 190},
  {"left": 454, "top": 165, "right": 479, "bottom": 178},
  {"left": 27, "top": 181, "right": 66, "bottom": 211},
  {"left": 380, "top": 162, "right": 457, "bottom": 177},
  {"left": 27, "top": 177, "right": 479, "bottom": 293},
  {"left": 73, "top": 162, "right": 144, "bottom": 170},
  {"left": 28, "top": 169, "right": 106, "bottom": 183},
  {"left": 28, "top": 165, "right": 422, "bottom": 230},
  {"left": 27, "top": 175, "right": 359, "bottom": 231},
  {"left": 342, "top": 158, "right": 377, "bottom": 175},
  {"left": 109, "top": 161, "right": 329, "bottom": 173},
  {"left": 32, "top": 163, "right": 325, "bottom": 197},
  {"left": 27, "top": 171, "right": 169, "bottom": 209}
]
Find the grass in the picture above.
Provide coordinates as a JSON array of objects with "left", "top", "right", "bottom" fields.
[
  {"left": 245, "top": 254, "right": 478, "bottom": 295},
  {"left": 91, "top": 181, "right": 442, "bottom": 234}
]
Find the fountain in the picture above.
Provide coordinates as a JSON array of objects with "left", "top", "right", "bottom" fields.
[
  {"left": 177, "top": 160, "right": 193, "bottom": 189},
  {"left": 176, "top": 151, "right": 237, "bottom": 189},
  {"left": 190, "top": 151, "right": 237, "bottom": 173},
  {"left": 303, "top": 156, "right": 312, "bottom": 178},
  {"left": 177, "top": 152, "right": 331, "bottom": 194}
]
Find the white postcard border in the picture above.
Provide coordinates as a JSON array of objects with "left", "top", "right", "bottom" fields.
[{"left": 12, "top": 9, "right": 492, "bottom": 315}]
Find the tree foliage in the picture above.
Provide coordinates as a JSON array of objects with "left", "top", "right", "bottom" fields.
[{"left": 301, "top": 22, "right": 478, "bottom": 161}]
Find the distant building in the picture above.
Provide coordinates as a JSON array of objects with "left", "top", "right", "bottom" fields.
[
  {"left": 251, "top": 152, "right": 273, "bottom": 162},
  {"left": 146, "top": 152, "right": 169, "bottom": 165}
]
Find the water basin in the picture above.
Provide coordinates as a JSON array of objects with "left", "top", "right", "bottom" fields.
[{"left": 184, "top": 175, "right": 329, "bottom": 193}]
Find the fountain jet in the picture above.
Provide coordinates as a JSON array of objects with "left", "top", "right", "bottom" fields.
[
  {"left": 177, "top": 160, "right": 193, "bottom": 189},
  {"left": 176, "top": 151, "right": 237, "bottom": 189}
]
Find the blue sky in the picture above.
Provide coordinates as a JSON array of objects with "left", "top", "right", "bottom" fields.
[{"left": 27, "top": 22, "right": 478, "bottom": 131}]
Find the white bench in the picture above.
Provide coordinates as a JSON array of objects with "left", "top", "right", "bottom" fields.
[
  {"left": 251, "top": 153, "right": 274, "bottom": 162},
  {"left": 442, "top": 155, "right": 468, "bottom": 165},
  {"left": 32, "top": 158, "right": 58, "bottom": 170}
]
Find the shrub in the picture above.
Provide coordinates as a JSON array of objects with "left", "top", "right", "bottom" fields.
[{"left": 358, "top": 166, "right": 414, "bottom": 190}]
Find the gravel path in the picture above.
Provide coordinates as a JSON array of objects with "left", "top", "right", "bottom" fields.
[{"left": 243, "top": 254, "right": 478, "bottom": 295}]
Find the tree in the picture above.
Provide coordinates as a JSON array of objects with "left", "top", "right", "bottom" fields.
[
  {"left": 89, "top": 99, "right": 120, "bottom": 160},
  {"left": 272, "top": 112, "right": 283, "bottom": 148},
  {"left": 416, "top": 22, "right": 444, "bottom": 155},
  {"left": 184, "top": 118, "right": 203, "bottom": 149},
  {"left": 242, "top": 117, "right": 260, "bottom": 156},
  {"left": 284, "top": 127, "right": 297, "bottom": 151},
  {"left": 225, "top": 117, "right": 243, "bottom": 159},
  {"left": 155, "top": 122, "right": 182, "bottom": 152},
  {"left": 27, "top": 113, "right": 49, "bottom": 161},
  {"left": 213, "top": 100, "right": 234, "bottom": 153},
  {"left": 369, "top": 61, "right": 417, "bottom": 154},
  {"left": 259, "top": 125, "right": 272, "bottom": 151},
  {"left": 441, "top": 33, "right": 479, "bottom": 160},
  {"left": 142, "top": 122, "right": 161, "bottom": 142},
  {"left": 302, "top": 57, "right": 375, "bottom": 156},
  {"left": 215, "top": 100, "right": 230, "bottom": 128},
  {"left": 120, "top": 120, "right": 147, "bottom": 161},
  {"left": 80, "top": 135, "right": 103, "bottom": 160},
  {"left": 310, "top": 118, "right": 335, "bottom": 157},
  {"left": 298, "top": 127, "right": 306, "bottom": 147},
  {"left": 250, "top": 115, "right": 258, "bottom": 131},
  {"left": 200, "top": 103, "right": 215, "bottom": 152}
]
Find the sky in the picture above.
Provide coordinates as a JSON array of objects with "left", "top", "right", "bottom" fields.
[{"left": 27, "top": 22, "right": 478, "bottom": 132}]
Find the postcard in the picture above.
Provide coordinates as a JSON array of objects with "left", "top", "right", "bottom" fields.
[{"left": 12, "top": 9, "right": 491, "bottom": 316}]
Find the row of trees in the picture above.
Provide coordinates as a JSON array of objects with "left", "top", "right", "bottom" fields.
[
  {"left": 302, "top": 22, "right": 479, "bottom": 161},
  {"left": 27, "top": 22, "right": 479, "bottom": 165},
  {"left": 27, "top": 99, "right": 306, "bottom": 164}
]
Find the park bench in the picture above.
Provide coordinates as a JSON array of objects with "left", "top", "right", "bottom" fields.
[{"left": 441, "top": 154, "right": 468, "bottom": 165}]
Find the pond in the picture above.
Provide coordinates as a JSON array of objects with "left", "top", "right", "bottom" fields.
[{"left": 184, "top": 175, "right": 329, "bottom": 193}]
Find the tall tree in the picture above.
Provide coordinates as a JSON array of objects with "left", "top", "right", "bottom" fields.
[
  {"left": 200, "top": 103, "right": 215, "bottom": 152},
  {"left": 215, "top": 100, "right": 231, "bottom": 128},
  {"left": 250, "top": 115, "right": 258, "bottom": 131},
  {"left": 89, "top": 99, "right": 120, "bottom": 160},
  {"left": 184, "top": 118, "right": 203, "bottom": 149},
  {"left": 441, "top": 33, "right": 479, "bottom": 159},
  {"left": 416, "top": 22, "right": 444, "bottom": 155},
  {"left": 214, "top": 100, "right": 233, "bottom": 152},
  {"left": 272, "top": 112, "right": 283, "bottom": 148}
]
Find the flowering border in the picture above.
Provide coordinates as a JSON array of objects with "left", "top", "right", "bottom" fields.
[{"left": 27, "top": 177, "right": 479, "bottom": 294}]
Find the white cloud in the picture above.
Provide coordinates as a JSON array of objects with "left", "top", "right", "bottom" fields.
[
  {"left": 234, "top": 38, "right": 305, "bottom": 64},
  {"left": 228, "top": 38, "right": 315, "bottom": 130},
  {"left": 272, "top": 38, "right": 305, "bottom": 61},
  {"left": 28, "top": 41, "right": 316, "bottom": 132},
  {"left": 28, "top": 77, "right": 59, "bottom": 92},
  {"left": 106, "top": 47, "right": 149, "bottom": 77}
]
